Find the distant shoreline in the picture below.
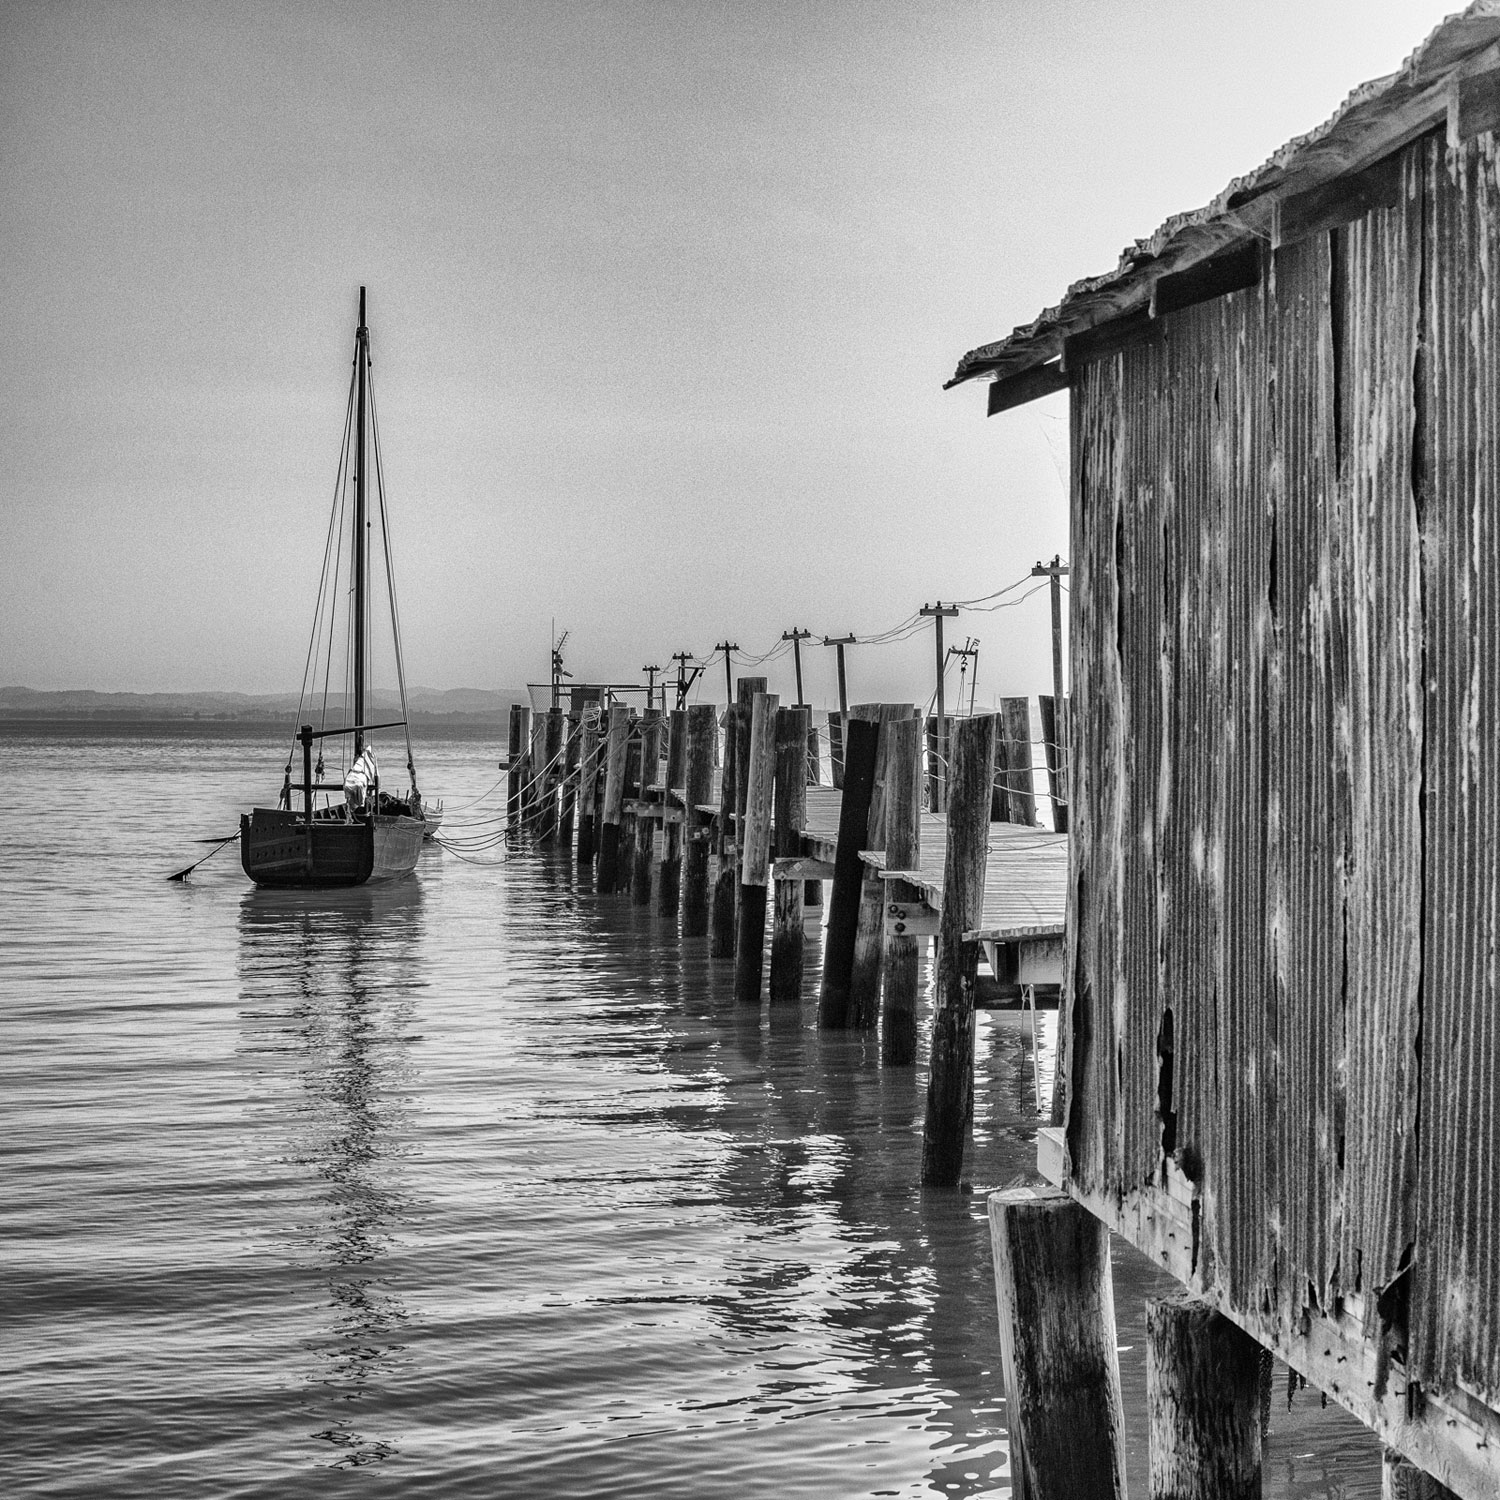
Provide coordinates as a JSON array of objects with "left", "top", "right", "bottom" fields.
[{"left": 0, "top": 715, "right": 507, "bottom": 738}]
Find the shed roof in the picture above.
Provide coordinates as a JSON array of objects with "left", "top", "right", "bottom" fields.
[{"left": 946, "top": 2, "right": 1500, "bottom": 392}]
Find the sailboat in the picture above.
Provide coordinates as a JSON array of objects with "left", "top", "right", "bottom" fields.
[{"left": 240, "top": 287, "right": 434, "bottom": 887}]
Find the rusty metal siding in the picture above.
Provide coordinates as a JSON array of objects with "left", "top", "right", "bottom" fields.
[
  {"left": 1414, "top": 129, "right": 1500, "bottom": 1404},
  {"left": 1065, "top": 128, "right": 1500, "bottom": 1404}
]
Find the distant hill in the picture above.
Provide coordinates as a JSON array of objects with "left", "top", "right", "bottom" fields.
[{"left": 0, "top": 686, "right": 530, "bottom": 722}]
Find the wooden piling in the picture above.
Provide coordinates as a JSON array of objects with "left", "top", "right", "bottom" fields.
[
  {"left": 731, "top": 677, "right": 765, "bottom": 950},
  {"left": 1038, "top": 693, "right": 1068, "bottom": 834},
  {"left": 658, "top": 707, "right": 687, "bottom": 918},
  {"left": 817, "top": 716, "right": 879, "bottom": 1028},
  {"left": 1145, "top": 1295, "right": 1263, "bottom": 1500},
  {"left": 987, "top": 1187, "right": 1127, "bottom": 1500},
  {"left": 506, "top": 703, "right": 530, "bottom": 840},
  {"left": 597, "top": 703, "right": 630, "bottom": 892},
  {"left": 538, "top": 706, "right": 564, "bottom": 842},
  {"left": 734, "top": 691, "right": 778, "bottom": 1005},
  {"left": 998, "top": 697, "right": 1037, "bottom": 826},
  {"left": 922, "top": 712, "right": 996, "bottom": 1186},
  {"left": 828, "top": 710, "right": 844, "bottom": 790},
  {"left": 632, "top": 713, "right": 663, "bottom": 905},
  {"left": 880, "top": 716, "right": 923, "bottom": 1065},
  {"left": 576, "top": 708, "right": 600, "bottom": 867},
  {"left": 803, "top": 720, "right": 823, "bottom": 907},
  {"left": 681, "top": 704, "right": 716, "bottom": 935},
  {"left": 620, "top": 713, "right": 642, "bottom": 877},
  {"left": 710, "top": 705, "right": 739, "bottom": 958},
  {"left": 850, "top": 705, "right": 913, "bottom": 1030},
  {"left": 770, "top": 705, "right": 809, "bottom": 1004},
  {"left": 557, "top": 710, "right": 580, "bottom": 849},
  {"left": 525, "top": 714, "right": 547, "bottom": 838}
]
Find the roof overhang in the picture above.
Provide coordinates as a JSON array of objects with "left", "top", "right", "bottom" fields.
[{"left": 948, "top": 2, "right": 1500, "bottom": 403}]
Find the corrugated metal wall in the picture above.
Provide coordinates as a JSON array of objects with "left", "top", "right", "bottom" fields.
[{"left": 1065, "top": 131, "right": 1499, "bottom": 1405}]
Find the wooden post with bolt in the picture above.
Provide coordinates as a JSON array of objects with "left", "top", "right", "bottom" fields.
[
  {"left": 880, "top": 715, "right": 923, "bottom": 1065},
  {"left": 770, "top": 704, "right": 809, "bottom": 1004},
  {"left": 734, "top": 691, "right": 778, "bottom": 1005},
  {"left": 681, "top": 703, "right": 716, "bottom": 935}
]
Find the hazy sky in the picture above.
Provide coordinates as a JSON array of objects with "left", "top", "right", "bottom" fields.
[{"left": 1, "top": 0, "right": 1458, "bottom": 709}]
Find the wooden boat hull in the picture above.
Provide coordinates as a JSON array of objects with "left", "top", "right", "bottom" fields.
[{"left": 240, "top": 807, "right": 423, "bottom": 887}]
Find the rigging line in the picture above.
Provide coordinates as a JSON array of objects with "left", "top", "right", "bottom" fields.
[
  {"left": 318, "top": 393, "right": 357, "bottom": 744},
  {"left": 366, "top": 364, "right": 417, "bottom": 788}
]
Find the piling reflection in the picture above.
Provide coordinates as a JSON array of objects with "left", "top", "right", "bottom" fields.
[{"left": 236, "top": 881, "right": 426, "bottom": 1469}]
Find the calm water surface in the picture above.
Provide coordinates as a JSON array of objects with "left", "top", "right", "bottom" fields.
[{"left": 3, "top": 725, "right": 1381, "bottom": 1497}]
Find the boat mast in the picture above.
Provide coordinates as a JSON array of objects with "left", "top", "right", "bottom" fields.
[{"left": 353, "top": 286, "right": 368, "bottom": 754}]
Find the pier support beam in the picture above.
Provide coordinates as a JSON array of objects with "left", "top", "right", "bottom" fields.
[
  {"left": 558, "top": 710, "right": 580, "bottom": 849},
  {"left": 597, "top": 703, "right": 630, "bottom": 892},
  {"left": 1146, "top": 1295, "right": 1263, "bottom": 1500},
  {"left": 770, "top": 705, "right": 808, "bottom": 1004},
  {"left": 880, "top": 716, "right": 922, "bottom": 1064},
  {"left": 734, "top": 691, "right": 778, "bottom": 1005},
  {"left": 988, "top": 1187, "right": 1127, "bottom": 1500},
  {"left": 681, "top": 704, "right": 716, "bottom": 935},
  {"left": 506, "top": 703, "right": 530, "bottom": 841},
  {"left": 817, "top": 716, "right": 878, "bottom": 1028},
  {"left": 632, "top": 713, "right": 663, "bottom": 905},
  {"left": 576, "top": 709, "right": 600, "bottom": 868},
  {"left": 922, "top": 712, "right": 996, "bottom": 1186},
  {"left": 710, "top": 704, "right": 739, "bottom": 958},
  {"left": 538, "top": 706, "right": 564, "bottom": 843},
  {"left": 659, "top": 708, "right": 686, "bottom": 918}
]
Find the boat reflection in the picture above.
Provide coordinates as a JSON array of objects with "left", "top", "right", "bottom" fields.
[{"left": 237, "top": 881, "right": 427, "bottom": 1468}]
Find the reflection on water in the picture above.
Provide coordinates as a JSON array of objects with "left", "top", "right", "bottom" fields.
[
  {"left": 0, "top": 728, "right": 1386, "bottom": 1499},
  {"left": 237, "top": 882, "right": 427, "bottom": 1469}
]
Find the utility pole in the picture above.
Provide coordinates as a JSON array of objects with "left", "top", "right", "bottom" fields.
[
  {"left": 822, "top": 635, "right": 856, "bottom": 716},
  {"left": 948, "top": 637, "right": 979, "bottom": 715},
  {"left": 714, "top": 642, "right": 738, "bottom": 705},
  {"left": 1031, "top": 556, "right": 1069, "bottom": 714},
  {"left": 781, "top": 627, "right": 812, "bottom": 705},
  {"left": 670, "top": 651, "right": 698, "bottom": 709},
  {"left": 920, "top": 602, "right": 960, "bottom": 812},
  {"left": 642, "top": 664, "right": 661, "bottom": 713}
]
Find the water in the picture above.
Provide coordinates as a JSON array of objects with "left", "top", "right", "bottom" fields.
[{"left": 3, "top": 724, "right": 1381, "bottom": 1497}]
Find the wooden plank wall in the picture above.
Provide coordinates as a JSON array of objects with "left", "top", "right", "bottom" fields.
[{"left": 1063, "top": 131, "right": 1499, "bottom": 1411}]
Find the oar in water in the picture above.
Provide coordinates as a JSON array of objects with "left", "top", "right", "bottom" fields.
[{"left": 169, "top": 831, "right": 239, "bottom": 882}]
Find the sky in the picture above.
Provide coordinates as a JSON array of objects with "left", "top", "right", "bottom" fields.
[{"left": 0, "top": 0, "right": 1463, "bottom": 711}]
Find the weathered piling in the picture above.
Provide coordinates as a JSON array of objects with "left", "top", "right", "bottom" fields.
[
  {"left": 817, "top": 716, "right": 879, "bottom": 1028},
  {"left": 658, "top": 707, "right": 686, "bottom": 918},
  {"left": 558, "top": 710, "right": 580, "bottom": 848},
  {"left": 710, "top": 705, "right": 739, "bottom": 958},
  {"left": 850, "top": 705, "right": 913, "bottom": 1030},
  {"left": 924, "top": 713, "right": 952, "bottom": 815},
  {"left": 1146, "top": 1296, "right": 1263, "bottom": 1500},
  {"left": 1038, "top": 693, "right": 1068, "bottom": 833},
  {"left": 620, "top": 713, "right": 642, "bottom": 876},
  {"left": 803, "top": 719, "right": 823, "bottom": 907},
  {"left": 506, "top": 703, "right": 530, "bottom": 839},
  {"left": 681, "top": 704, "right": 716, "bottom": 935},
  {"left": 538, "top": 706, "right": 564, "bottom": 843},
  {"left": 921, "top": 711, "right": 996, "bottom": 1186},
  {"left": 734, "top": 691, "right": 778, "bottom": 1005},
  {"left": 880, "top": 715, "right": 923, "bottom": 1064},
  {"left": 770, "top": 705, "right": 808, "bottom": 1004},
  {"left": 576, "top": 708, "right": 600, "bottom": 867},
  {"left": 997, "top": 697, "right": 1036, "bottom": 826},
  {"left": 597, "top": 703, "right": 630, "bottom": 891},
  {"left": 525, "top": 713, "right": 547, "bottom": 837},
  {"left": 987, "top": 1187, "right": 1127, "bottom": 1500},
  {"left": 729, "top": 677, "right": 765, "bottom": 950},
  {"left": 632, "top": 713, "right": 663, "bottom": 905}
]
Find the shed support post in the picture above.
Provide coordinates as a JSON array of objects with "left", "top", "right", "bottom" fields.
[
  {"left": 1146, "top": 1294, "right": 1263, "bottom": 1500},
  {"left": 988, "top": 1187, "right": 1127, "bottom": 1500}
]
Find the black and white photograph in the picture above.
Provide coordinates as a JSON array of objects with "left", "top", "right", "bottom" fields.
[{"left": 4, "top": 2, "right": 1498, "bottom": 1495}]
